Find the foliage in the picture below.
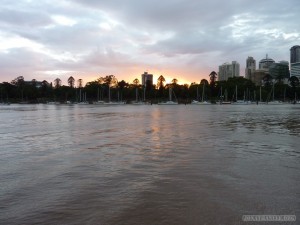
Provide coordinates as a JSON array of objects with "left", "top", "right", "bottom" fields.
[
  {"left": 68, "top": 76, "right": 75, "bottom": 88},
  {"left": 54, "top": 78, "right": 62, "bottom": 88},
  {"left": 2, "top": 73, "right": 300, "bottom": 103}
]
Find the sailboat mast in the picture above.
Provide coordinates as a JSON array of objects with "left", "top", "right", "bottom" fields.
[
  {"left": 202, "top": 83, "right": 205, "bottom": 102},
  {"left": 273, "top": 83, "right": 275, "bottom": 101},
  {"left": 108, "top": 86, "right": 111, "bottom": 102},
  {"left": 135, "top": 87, "right": 138, "bottom": 102},
  {"left": 236, "top": 85, "right": 237, "bottom": 101},
  {"left": 260, "top": 86, "right": 262, "bottom": 102},
  {"left": 220, "top": 86, "right": 222, "bottom": 101}
]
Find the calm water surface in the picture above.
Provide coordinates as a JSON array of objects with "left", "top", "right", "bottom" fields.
[{"left": 0, "top": 104, "right": 299, "bottom": 225}]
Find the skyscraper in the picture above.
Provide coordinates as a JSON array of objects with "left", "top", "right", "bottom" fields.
[
  {"left": 218, "top": 61, "right": 240, "bottom": 81},
  {"left": 245, "top": 56, "right": 256, "bottom": 80},
  {"left": 141, "top": 72, "right": 153, "bottom": 86},
  {"left": 290, "top": 45, "right": 300, "bottom": 78},
  {"left": 290, "top": 45, "right": 300, "bottom": 63},
  {"left": 269, "top": 61, "right": 290, "bottom": 80},
  {"left": 259, "top": 54, "right": 275, "bottom": 71}
]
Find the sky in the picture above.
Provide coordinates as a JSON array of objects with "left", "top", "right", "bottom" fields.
[{"left": 0, "top": 0, "right": 299, "bottom": 86}]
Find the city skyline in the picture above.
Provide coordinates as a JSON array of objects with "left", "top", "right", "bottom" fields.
[{"left": 0, "top": 0, "right": 299, "bottom": 85}]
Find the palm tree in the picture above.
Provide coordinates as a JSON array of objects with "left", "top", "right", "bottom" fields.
[{"left": 68, "top": 76, "right": 75, "bottom": 88}]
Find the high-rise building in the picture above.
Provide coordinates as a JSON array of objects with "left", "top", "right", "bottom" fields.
[
  {"left": 290, "top": 45, "right": 300, "bottom": 63},
  {"left": 141, "top": 72, "right": 153, "bottom": 86},
  {"left": 245, "top": 56, "right": 256, "bottom": 80},
  {"left": 290, "top": 45, "right": 300, "bottom": 78},
  {"left": 269, "top": 61, "right": 290, "bottom": 80},
  {"left": 291, "top": 63, "right": 300, "bottom": 78},
  {"left": 259, "top": 54, "right": 275, "bottom": 71},
  {"left": 218, "top": 61, "right": 240, "bottom": 81},
  {"left": 252, "top": 70, "right": 267, "bottom": 86}
]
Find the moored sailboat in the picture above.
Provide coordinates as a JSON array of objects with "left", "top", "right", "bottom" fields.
[
  {"left": 191, "top": 83, "right": 211, "bottom": 105},
  {"left": 158, "top": 87, "right": 178, "bottom": 105}
]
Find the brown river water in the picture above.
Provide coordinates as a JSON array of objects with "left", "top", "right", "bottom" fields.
[{"left": 0, "top": 104, "right": 299, "bottom": 225}]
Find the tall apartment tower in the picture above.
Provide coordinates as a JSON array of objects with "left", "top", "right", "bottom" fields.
[
  {"left": 290, "top": 45, "right": 300, "bottom": 78},
  {"left": 141, "top": 72, "right": 153, "bottom": 86},
  {"left": 232, "top": 61, "right": 240, "bottom": 77},
  {"left": 290, "top": 45, "right": 300, "bottom": 63},
  {"left": 218, "top": 61, "right": 240, "bottom": 81},
  {"left": 245, "top": 56, "right": 256, "bottom": 80}
]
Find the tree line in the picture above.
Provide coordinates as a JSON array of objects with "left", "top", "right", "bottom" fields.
[{"left": 0, "top": 73, "right": 300, "bottom": 103}]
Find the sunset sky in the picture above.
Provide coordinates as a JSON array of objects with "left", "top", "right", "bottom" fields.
[{"left": 0, "top": 0, "right": 299, "bottom": 85}]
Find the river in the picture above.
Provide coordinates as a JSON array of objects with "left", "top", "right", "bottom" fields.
[{"left": 0, "top": 104, "right": 299, "bottom": 225}]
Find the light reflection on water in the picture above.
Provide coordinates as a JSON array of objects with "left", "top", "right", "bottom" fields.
[{"left": 0, "top": 104, "right": 299, "bottom": 225}]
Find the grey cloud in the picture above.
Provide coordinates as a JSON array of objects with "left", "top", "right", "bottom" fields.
[
  {"left": 72, "top": 0, "right": 240, "bottom": 30},
  {"left": 0, "top": 48, "right": 56, "bottom": 70},
  {"left": 0, "top": 0, "right": 299, "bottom": 82},
  {"left": 0, "top": 8, "right": 52, "bottom": 27}
]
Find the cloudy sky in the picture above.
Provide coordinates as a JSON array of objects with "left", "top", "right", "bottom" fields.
[{"left": 0, "top": 0, "right": 299, "bottom": 85}]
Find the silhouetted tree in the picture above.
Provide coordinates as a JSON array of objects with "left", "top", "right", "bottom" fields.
[
  {"left": 54, "top": 78, "right": 62, "bottom": 88},
  {"left": 99, "top": 75, "right": 118, "bottom": 101},
  {"left": 289, "top": 76, "right": 299, "bottom": 102},
  {"left": 157, "top": 75, "right": 166, "bottom": 98},
  {"left": 209, "top": 71, "right": 217, "bottom": 85},
  {"left": 132, "top": 78, "right": 139, "bottom": 86},
  {"left": 11, "top": 76, "right": 25, "bottom": 86},
  {"left": 200, "top": 79, "right": 209, "bottom": 86},
  {"left": 209, "top": 71, "right": 217, "bottom": 98},
  {"left": 77, "top": 79, "right": 83, "bottom": 88},
  {"left": 262, "top": 74, "right": 273, "bottom": 87},
  {"left": 10, "top": 76, "right": 25, "bottom": 101},
  {"left": 118, "top": 80, "right": 128, "bottom": 90},
  {"left": 68, "top": 76, "right": 75, "bottom": 88},
  {"left": 118, "top": 80, "right": 129, "bottom": 101},
  {"left": 100, "top": 75, "right": 118, "bottom": 87},
  {"left": 289, "top": 76, "right": 299, "bottom": 88},
  {"left": 157, "top": 75, "right": 166, "bottom": 89},
  {"left": 171, "top": 78, "right": 178, "bottom": 85},
  {"left": 40, "top": 80, "right": 50, "bottom": 98}
]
